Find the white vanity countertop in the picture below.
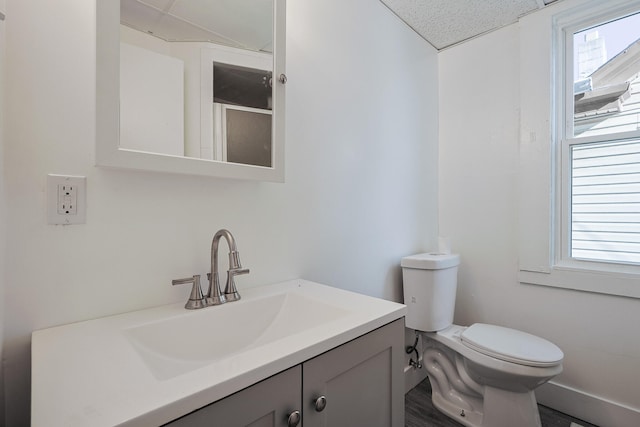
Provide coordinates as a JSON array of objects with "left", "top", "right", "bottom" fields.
[{"left": 31, "top": 279, "right": 406, "bottom": 426}]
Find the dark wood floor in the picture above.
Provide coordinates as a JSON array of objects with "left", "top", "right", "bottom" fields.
[{"left": 405, "top": 378, "right": 599, "bottom": 427}]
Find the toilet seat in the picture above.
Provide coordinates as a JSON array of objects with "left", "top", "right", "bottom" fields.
[{"left": 461, "top": 323, "right": 564, "bottom": 367}]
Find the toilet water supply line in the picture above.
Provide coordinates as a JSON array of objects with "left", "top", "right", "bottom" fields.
[{"left": 406, "top": 331, "right": 422, "bottom": 369}]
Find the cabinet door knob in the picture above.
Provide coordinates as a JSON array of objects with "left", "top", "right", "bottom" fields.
[
  {"left": 286, "top": 410, "right": 301, "bottom": 427},
  {"left": 314, "top": 395, "right": 327, "bottom": 412}
]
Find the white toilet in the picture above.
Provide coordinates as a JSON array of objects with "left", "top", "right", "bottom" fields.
[{"left": 401, "top": 253, "right": 563, "bottom": 427}]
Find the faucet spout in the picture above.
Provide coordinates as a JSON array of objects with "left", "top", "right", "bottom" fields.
[{"left": 207, "top": 229, "right": 249, "bottom": 305}]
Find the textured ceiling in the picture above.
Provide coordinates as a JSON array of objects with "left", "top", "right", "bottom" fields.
[
  {"left": 120, "top": 0, "right": 273, "bottom": 52},
  {"left": 380, "top": 0, "right": 561, "bottom": 50}
]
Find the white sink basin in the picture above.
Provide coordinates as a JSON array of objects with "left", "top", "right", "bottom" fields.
[
  {"left": 125, "top": 292, "right": 350, "bottom": 380},
  {"left": 32, "top": 279, "right": 407, "bottom": 427}
]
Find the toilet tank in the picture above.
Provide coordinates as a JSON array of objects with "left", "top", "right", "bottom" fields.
[{"left": 401, "top": 253, "right": 460, "bottom": 332}]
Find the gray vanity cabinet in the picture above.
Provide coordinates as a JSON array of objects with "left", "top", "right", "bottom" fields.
[
  {"left": 302, "top": 318, "right": 404, "bottom": 427},
  {"left": 165, "top": 365, "right": 302, "bottom": 427},
  {"left": 165, "top": 319, "right": 404, "bottom": 427}
]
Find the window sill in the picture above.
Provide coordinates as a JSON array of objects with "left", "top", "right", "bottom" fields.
[{"left": 519, "top": 264, "right": 640, "bottom": 299}]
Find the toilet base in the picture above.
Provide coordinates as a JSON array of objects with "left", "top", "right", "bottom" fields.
[
  {"left": 431, "top": 380, "right": 542, "bottom": 427},
  {"left": 430, "top": 381, "right": 482, "bottom": 427},
  {"left": 423, "top": 334, "right": 547, "bottom": 427},
  {"left": 483, "top": 386, "right": 541, "bottom": 427}
]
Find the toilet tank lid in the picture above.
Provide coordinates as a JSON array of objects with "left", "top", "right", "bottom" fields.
[
  {"left": 401, "top": 253, "right": 460, "bottom": 270},
  {"left": 461, "top": 323, "right": 564, "bottom": 367}
]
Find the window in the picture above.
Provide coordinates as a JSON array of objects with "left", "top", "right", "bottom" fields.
[
  {"left": 518, "top": 0, "right": 640, "bottom": 298},
  {"left": 559, "top": 7, "right": 640, "bottom": 267},
  {"left": 222, "top": 106, "right": 272, "bottom": 167},
  {"left": 199, "top": 46, "right": 273, "bottom": 164},
  {"left": 212, "top": 62, "right": 273, "bottom": 166}
]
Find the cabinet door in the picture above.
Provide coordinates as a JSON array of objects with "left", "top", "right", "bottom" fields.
[
  {"left": 165, "top": 365, "right": 301, "bottom": 427},
  {"left": 302, "top": 319, "right": 404, "bottom": 427}
]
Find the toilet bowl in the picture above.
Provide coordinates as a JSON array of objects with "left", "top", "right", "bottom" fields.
[{"left": 401, "top": 253, "right": 563, "bottom": 427}]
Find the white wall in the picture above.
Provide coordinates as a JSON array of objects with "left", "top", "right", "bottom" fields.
[
  {"left": 1, "top": 0, "right": 439, "bottom": 425},
  {"left": 439, "top": 20, "right": 640, "bottom": 427},
  {"left": 120, "top": 42, "right": 185, "bottom": 156}
]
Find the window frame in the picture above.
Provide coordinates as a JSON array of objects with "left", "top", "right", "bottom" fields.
[
  {"left": 517, "top": 0, "right": 640, "bottom": 299},
  {"left": 556, "top": 2, "right": 640, "bottom": 270}
]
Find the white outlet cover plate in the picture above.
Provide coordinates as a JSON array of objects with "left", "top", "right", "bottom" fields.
[{"left": 47, "top": 174, "right": 86, "bottom": 225}]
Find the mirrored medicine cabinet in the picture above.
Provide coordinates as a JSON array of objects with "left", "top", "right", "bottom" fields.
[{"left": 96, "top": 0, "right": 286, "bottom": 182}]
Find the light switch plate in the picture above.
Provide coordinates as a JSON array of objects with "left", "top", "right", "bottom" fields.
[{"left": 47, "top": 174, "right": 86, "bottom": 225}]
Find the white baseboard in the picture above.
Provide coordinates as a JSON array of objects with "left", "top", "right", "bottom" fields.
[
  {"left": 403, "top": 362, "right": 428, "bottom": 394},
  {"left": 536, "top": 381, "right": 640, "bottom": 427}
]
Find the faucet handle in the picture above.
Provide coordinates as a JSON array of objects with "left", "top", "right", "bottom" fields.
[
  {"left": 224, "top": 267, "right": 250, "bottom": 302},
  {"left": 172, "top": 275, "right": 207, "bottom": 310},
  {"left": 230, "top": 267, "right": 250, "bottom": 276}
]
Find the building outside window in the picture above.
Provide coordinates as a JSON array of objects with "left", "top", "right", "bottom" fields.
[{"left": 560, "top": 9, "right": 640, "bottom": 266}]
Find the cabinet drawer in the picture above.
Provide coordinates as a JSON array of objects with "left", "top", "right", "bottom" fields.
[{"left": 165, "top": 365, "right": 301, "bottom": 427}]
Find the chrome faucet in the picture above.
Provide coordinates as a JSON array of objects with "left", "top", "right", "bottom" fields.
[
  {"left": 172, "top": 275, "right": 206, "bottom": 310},
  {"left": 206, "top": 229, "right": 250, "bottom": 305}
]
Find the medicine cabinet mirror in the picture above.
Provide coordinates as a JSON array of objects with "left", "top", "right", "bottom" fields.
[{"left": 96, "top": 0, "right": 286, "bottom": 182}]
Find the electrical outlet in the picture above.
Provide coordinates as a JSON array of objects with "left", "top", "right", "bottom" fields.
[
  {"left": 57, "top": 183, "right": 77, "bottom": 215},
  {"left": 47, "top": 175, "right": 86, "bottom": 225}
]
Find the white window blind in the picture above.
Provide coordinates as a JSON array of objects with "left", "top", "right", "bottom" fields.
[{"left": 571, "top": 138, "right": 640, "bottom": 264}]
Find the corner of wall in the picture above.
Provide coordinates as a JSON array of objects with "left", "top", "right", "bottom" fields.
[{"left": 0, "top": 5, "right": 7, "bottom": 423}]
